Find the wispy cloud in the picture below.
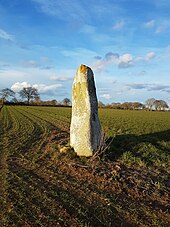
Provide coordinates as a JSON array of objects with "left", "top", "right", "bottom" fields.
[
  {"left": 0, "top": 69, "right": 27, "bottom": 82},
  {"left": 147, "top": 84, "right": 170, "bottom": 91},
  {"left": 0, "top": 28, "right": 14, "bottom": 41},
  {"left": 20, "top": 57, "right": 53, "bottom": 69},
  {"left": 144, "top": 20, "right": 155, "bottom": 28},
  {"left": 126, "top": 83, "right": 170, "bottom": 92},
  {"left": 32, "top": 0, "right": 89, "bottom": 22},
  {"left": 154, "top": 20, "right": 170, "bottom": 34},
  {"left": 20, "top": 60, "right": 39, "bottom": 68},
  {"left": 143, "top": 19, "right": 169, "bottom": 34},
  {"left": 126, "top": 83, "right": 148, "bottom": 89},
  {"left": 145, "top": 51, "right": 156, "bottom": 60},
  {"left": 99, "top": 93, "right": 111, "bottom": 99},
  {"left": 0, "top": 67, "right": 59, "bottom": 85},
  {"left": 60, "top": 47, "right": 97, "bottom": 58},
  {"left": 32, "top": 0, "right": 121, "bottom": 24},
  {"left": 41, "top": 66, "right": 54, "bottom": 70},
  {"left": 153, "top": 0, "right": 170, "bottom": 8},
  {"left": 33, "top": 83, "right": 63, "bottom": 94},
  {"left": 112, "top": 20, "right": 124, "bottom": 30},
  {"left": 135, "top": 51, "right": 156, "bottom": 62},
  {"left": 50, "top": 76, "right": 73, "bottom": 81},
  {"left": 80, "top": 24, "right": 112, "bottom": 43},
  {"left": 155, "top": 26, "right": 165, "bottom": 34}
]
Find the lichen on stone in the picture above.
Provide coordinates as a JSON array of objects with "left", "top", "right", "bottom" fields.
[{"left": 80, "top": 64, "right": 87, "bottom": 74}]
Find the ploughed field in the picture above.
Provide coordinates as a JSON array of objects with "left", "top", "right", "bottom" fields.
[{"left": 0, "top": 106, "right": 170, "bottom": 227}]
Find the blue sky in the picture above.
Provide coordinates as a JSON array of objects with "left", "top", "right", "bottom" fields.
[{"left": 0, "top": 0, "right": 170, "bottom": 105}]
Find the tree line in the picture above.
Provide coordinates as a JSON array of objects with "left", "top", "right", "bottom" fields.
[
  {"left": 99, "top": 98, "right": 169, "bottom": 111},
  {"left": 0, "top": 87, "right": 169, "bottom": 110},
  {"left": 0, "top": 87, "right": 71, "bottom": 106}
]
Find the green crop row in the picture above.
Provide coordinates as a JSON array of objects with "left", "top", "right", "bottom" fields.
[{"left": 0, "top": 106, "right": 170, "bottom": 226}]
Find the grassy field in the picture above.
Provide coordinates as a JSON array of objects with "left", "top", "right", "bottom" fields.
[
  {"left": 0, "top": 106, "right": 170, "bottom": 226},
  {"left": 0, "top": 100, "right": 3, "bottom": 111}
]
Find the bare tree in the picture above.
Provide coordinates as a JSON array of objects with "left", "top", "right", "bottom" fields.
[
  {"left": 159, "top": 100, "right": 169, "bottom": 110},
  {"left": 154, "top": 100, "right": 169, "bottom": 111},
  {"left": 145, "top": 98, "right": 156, "bottom": 110},
  {"left": 19, "top": 87, "right": 40, "bottom": 104},
  {"left": 63, "top": 98, "right": 71, "bottom": 106},
  {"left": 0, "top": 88, "right": 15, "bottom": 101}
]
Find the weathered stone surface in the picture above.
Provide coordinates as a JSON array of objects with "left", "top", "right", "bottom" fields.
[{"left": 70, "top": 64, "right": 101, "bottom": 156}]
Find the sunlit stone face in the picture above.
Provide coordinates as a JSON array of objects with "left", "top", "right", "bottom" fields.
[{"left": 70, "top": 64, "right": 101, "bottom": 156}]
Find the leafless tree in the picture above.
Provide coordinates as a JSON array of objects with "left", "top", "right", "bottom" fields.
[
  {"left": 19, "top": 87, "right": 40, "bottom": 104},
  {"left": 145, "top": 98, "right": 156, "bottom": 110},
  {"left": 154, "top": 100, "right": 169, "bottom": 111},
  {"left": 63, "top": 98, "right": 71, "bottom": 106},
  {"left": 0, "top": 88, "right": 15, "bottom": 101}
]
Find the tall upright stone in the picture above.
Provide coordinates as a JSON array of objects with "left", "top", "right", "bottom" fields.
[{"left": 70, "top": 64, "right": 101, "bottom": 156}]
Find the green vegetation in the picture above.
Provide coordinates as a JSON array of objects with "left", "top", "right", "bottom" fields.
[
  {"left": 0, "top": 106, "right": 170, "bottom": 226},
  {"left": 0, "top": 100, "right": 3, "bottom": 112}
]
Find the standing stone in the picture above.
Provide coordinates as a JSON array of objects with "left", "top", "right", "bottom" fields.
[{"left": 70, "top": 64, "right": 101, "bottom": 156}]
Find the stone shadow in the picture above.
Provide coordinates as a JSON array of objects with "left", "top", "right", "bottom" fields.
[{"left": 105, "top": 129, "right": 170, "bottom": 161}]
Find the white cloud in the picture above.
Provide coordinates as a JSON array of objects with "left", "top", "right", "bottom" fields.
[
  {"left": 144, "top": 20, "right": 155, "bottom": 28},
  {"left": 100, "top": 93, "right": 111, "bottom": 99},
  {"left": 112, "top": 20, "right": 124, "bottom": 30},
  {"left": 11, "top": 82, "right": 62, "bottom": 94},
  {"left": 11, "top": 82, "right": 31, "bottom": 92},
  {"left": 120, "top": 54, "right": 132, "bottom": 62},
  {"left": 0, "top": 28, "right": 14, "bottom": 41},
  {"left": 91, "top": 50, "right": 157, "bottom": 72},
  {"left": 92, "top": 52, "right": 118, "bottom": 72},
  {"left": 118, "top": 54, "right": 133, "bottom": 68},
  {"left": 145, "top": 51, "right": 156, "bottom": 60},
  {"left": 91, "top": 52, "right": 133, "bottom": 72}
]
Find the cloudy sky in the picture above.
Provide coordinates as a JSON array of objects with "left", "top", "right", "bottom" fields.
[{"left": 0, "top": 0, "right": 170, "bottom": 104}]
